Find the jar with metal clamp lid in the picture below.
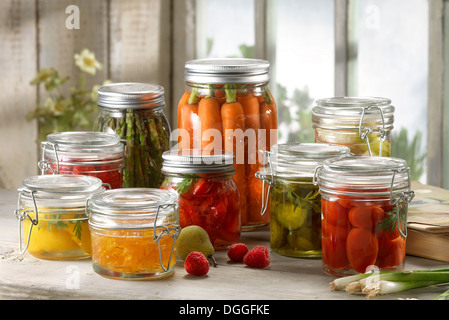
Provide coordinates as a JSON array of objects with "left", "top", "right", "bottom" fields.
[
  {"left": 87, "top": 188, "right": 180, "bottom": 280},
  {"left": 313, "top": 155, "right": 414, "bottom": 277},
  {"left": 14, "top": 174, "right": 105, "bottom": 260},
  {"left": 177, "top": 58, "right": 278, "bottom": 231},
  {"left": 161, "top": 149, "right": 240, "bottom": 250},
  {"left": 39, "top": 131, "right": 125, "bottom": 189},
  {"left": 312, "top": 97, "right": 394, "bottom": 157},
  {"left": 94, "top": 82, "right": 171, "bottom": 188},
  {"left": 256, "top": 143, "right": 350, "bottom": 258}
]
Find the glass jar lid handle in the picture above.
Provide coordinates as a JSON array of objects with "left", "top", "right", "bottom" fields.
[
  {"left": 14, "top": 189, "right": 39, "bottom": 254},
  {"left": 390, "top": 168, "right": 415, "bottom": 238},
  {"left": 256, "top": 150, "right": 275, "bottom": 216},
  {"left": 39, "top": 142, "right": 60, "bottom": 174},
  {"left": 153, "top": 203, "right": 181, "bottom": 272},
  {"left": 359, "top": 106, "right": 386, "bottom": 157}
]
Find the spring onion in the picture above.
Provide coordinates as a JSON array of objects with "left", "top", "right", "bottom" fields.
[{"left": 330, "top": 268, "right": 449, "bottom": 299}]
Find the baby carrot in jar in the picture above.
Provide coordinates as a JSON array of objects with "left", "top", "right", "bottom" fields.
[
  {"left": 87, "top": 188, "right": 180, "bottom": 280},
  {"left": 177, "top": 58, "right": 278, "bottom": 231}
]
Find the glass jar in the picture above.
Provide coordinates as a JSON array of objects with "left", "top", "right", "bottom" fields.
[
  {"left": 87, "top": 188, "right": 180, "bottom": 280},
  {"left": 14, "top": 175, "right": 105, "bottom": 260},
  {"left": 314, "top": 155, "right": 414, "bottom": 277},
  {"left": 161, "top": 149, "right": 240, "bottom": 250},
  {"left": 177, "top": 58, "right": 278, "bottom": 231},
  {"left": 312, "top": 97, "right": 394, "bottom": 157},
  {"left": 39, "top": 131, "right": 125, "bottom": 189},
  {"left": 94, "top": 82, "right": 171, "bottom": 188},
  {"left": 256, "top": 143, "right": 350, "bottom": 258}
]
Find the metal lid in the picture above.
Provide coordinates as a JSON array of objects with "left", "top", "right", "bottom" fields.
[
  {"left": 161, "top": 149, "right": 235, "bottom": 175},
  {"left": 312, "top": 97, "right": 395, "bottom": 130},
  {"left": 87, "top": 188, "right": 178, "bottom": 229},
  {"left": 21, "top": 174, "right": 104, "bottom": 197},
  {"left": 184, "top": 58, "right": 271, "bottom": 84},
  {"left": 97, "top": 82, "right": 165, "bottom": 109},
  {"left": 315, "top": 155, "right": 411, "bottom": 196},
  {"left": 264, "top": 143, "right": 351, "bottom": 178}
]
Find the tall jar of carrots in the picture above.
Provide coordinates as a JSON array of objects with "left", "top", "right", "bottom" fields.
[
  {"left": 176, "top": 58, "right": 278, "bottom": 231},
  {"left": 314, "top": 155, "right": 414, "bottom": 277}
]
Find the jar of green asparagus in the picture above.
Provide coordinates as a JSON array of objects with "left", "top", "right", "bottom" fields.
[
  {"left": 94, "top": 83, "right": 171, "bottom": 188},
  {"left": 256, "top": 143, "right": 350, "bottom": 258},
  {"left": 312, "top": 97, "right": 394, "bottom": 157}
]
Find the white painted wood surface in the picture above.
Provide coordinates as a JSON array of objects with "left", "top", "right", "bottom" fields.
[{"left": 1, "top": 188, "right": 448, "bottom": 301}]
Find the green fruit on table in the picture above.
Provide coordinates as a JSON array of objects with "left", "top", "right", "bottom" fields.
[{"left": 176, "top": 225, "right": 216, "bottom": 266}]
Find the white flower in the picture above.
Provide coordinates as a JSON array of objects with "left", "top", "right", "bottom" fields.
[{"left": 74, "top": 49, "right": 103, "bottom": 75}]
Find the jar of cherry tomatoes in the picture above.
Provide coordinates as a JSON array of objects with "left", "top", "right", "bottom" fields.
[
  {"left": 14, "top": 175, "right": 105, "bottom": 260},
  {"left": 177, "top": 58, "right": 278, "bottom": 231},
  {"left": 94, "top": 83, "right": 171, "bottom": 188},
  {"left": 314, "top": 155, "right": 414, "bottom": 277},
  {"left": 312, "top": 97, "right": 394, "bottom": 157},
  {"left": 87, "top": 188, "right": 180, "bottom": 280},
  {"left": 161, "top": 149, "right": 240, "bottom": 250},
  {"left": 39, "top": 131, "right": 125, "bottom": 189},
  {"left": 256, "top": 143, "right": 350, "bottom": 258}
]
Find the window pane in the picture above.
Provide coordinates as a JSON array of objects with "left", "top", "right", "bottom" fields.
[
  {"left": 268, "top": 0, "right": 335, "bottom": 143},
  {"left": 350, "top": 0, "right": 429, "bottom": 182},
  {"left": 195, "top": 0, "right": 255, "bottom": 59}
]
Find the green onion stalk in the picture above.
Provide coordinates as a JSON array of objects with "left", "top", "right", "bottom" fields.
[{"left": 330, "top": 268, "right": 449, "bottom": 299}]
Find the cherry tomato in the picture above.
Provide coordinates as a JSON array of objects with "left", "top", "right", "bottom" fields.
[
  {"left": 346, "top": 228, "right": 379, "bottom": 273},
  {"left": 348, "top": 205, "right": 385, "bottom": 229},
  {"left": 376, "top": 238, "right": 406, "bottom": 269},
  {"left": 322, "top": 236, "right": 350, "bottom": 270},
  {"left": 322, "top": 199, "right": 349, "bottom": 227},
  {"left": 321, "top": 218, "right": 351, "bottom": 242}
]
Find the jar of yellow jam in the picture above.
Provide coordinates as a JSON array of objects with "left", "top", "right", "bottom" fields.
[
  {"left": 87, "top": 188, "right": 180, "bottom": 280},
  {"left": 15, "top": 175, "right": 105, "bottom": 260}
]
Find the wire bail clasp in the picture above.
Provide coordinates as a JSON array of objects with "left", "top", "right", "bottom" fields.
[
  {"left": 14, "top": 188, "right": 39, "bottom": 254},
  {"left": 153, "top": 203, "right": 181, "bottom": 272},
  {"left": 256, "top": 150, "right": 276, "bottom": 216},
  {"left": 38, "top": 142, "right": 60, "bottom": 174},
  {"left": 359, "top": 106, "right": 387, "bottom": 157},
  {"left": 389, "top": 168, "right": 415, "bottom": 238}
]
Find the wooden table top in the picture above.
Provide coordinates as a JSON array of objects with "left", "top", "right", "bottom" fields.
[{"left": 1, "top": 187, "right": 448, "bottom": 302}]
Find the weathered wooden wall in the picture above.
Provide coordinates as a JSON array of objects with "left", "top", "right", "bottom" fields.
[{"left": 0, "top": 0, "right": 189, "bottom": 190}]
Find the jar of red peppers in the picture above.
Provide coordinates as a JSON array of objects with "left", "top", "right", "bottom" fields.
[
  {"left": 312, "top": 97, "right": 394, "bottom": 157},
  {"left": 14, "top": 174, "right": 105, "bottom": 260},
  {"left": 314, "top": 155, "right": 414, "bottom": 277},
  {"left": 161, "top": 149, "right": 240, "bottom": 250},
  {"left": 177, "top": 58, "right": 278, "bottom": 231},
  {"left": 39, "top": 131, "right": 125, "bottom": 189},
  {"left": 87, "top": 188, "right": 180, "bottom": 280},
  {"left": 94, "top": 83, "right": 171, "bottom": 188},
  {"left": 256, "top": 143, "right": 350, "bottom": 258}
]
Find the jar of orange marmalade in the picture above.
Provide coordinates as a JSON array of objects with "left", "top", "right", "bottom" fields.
[{"left": 87, "top": 188, "right": 180, "bottom": 280}]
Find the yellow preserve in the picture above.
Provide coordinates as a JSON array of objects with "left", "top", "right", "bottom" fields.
[{"left": 15, "top": 175, "right": 104, "bottom": 260}]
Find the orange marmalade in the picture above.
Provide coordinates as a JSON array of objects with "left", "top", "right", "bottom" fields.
[{"left": 87, "top": 188, "right": 180, "bottom": 280}]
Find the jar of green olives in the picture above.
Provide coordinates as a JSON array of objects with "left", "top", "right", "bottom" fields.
[
  {"left": 312, "top": 97, "right": 394, "bottom": 157},
  {"left": 256, "top": 143, "right": 350, "bottom": 258}
]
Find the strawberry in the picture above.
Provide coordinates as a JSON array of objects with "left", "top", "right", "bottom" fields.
[
  {"left": 227, "top": 243, "right": 249, "bottom": 262},
  {"left": 184, "top": 252, "right": 210, "bottom": 276},
  {"left": 243, "top": 246, "right": 270, "bottom": 268}
]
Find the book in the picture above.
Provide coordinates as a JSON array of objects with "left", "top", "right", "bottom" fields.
[{"left": 406, "top": 181, "right": 449, "bottom": 262}]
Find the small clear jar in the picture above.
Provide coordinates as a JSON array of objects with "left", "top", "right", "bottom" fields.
[
  {"left": 161, "top": 149, "right": 240, "bottom": 250},
  {"left": 94, "top": 83, "right": 171, "bottom": 188},
  {"left": 39, "top": 131, "right": 125, "bottom": 189},
  {"left": 312, "top": 97, "right": 394, "bottom": 157},
  {"left": 87, "top": 188, "right": 180, "bottom": 280},
  {"left": 14, "top": 175, "right": 105, "bottom": 260},
  {"left": 177, "top": 59, "right": 278, "bottom": 231},
  {"left": 314, "top": 155, "right": 414, "bottom": 277},
  {"left": 256, "top": 143, "right": 350, "bottom": 258}
]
